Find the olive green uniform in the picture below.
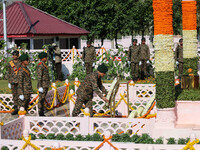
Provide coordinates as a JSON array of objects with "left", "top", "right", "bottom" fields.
[
  {"left": 82, "top": 46, "right": 96, "bottom": 74},
  {"left": 37, "top": 61, "right": 51, "bottom": 115},
  {"left": 17, "top": 65, "right": 33, "bottom": 111}
]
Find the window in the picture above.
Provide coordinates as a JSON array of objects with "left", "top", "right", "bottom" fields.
[
  {"left": 15, "top": 39, "right": 30, "bottom": 49},
  {"left": 34, "top": 39, "right": 43, "bottom": 49},
  {"left": 70, "top": 38, "right": 79, "bottom": 49},
  {"left": 60, "top": 38, "right": 69, "bottom": 49}
]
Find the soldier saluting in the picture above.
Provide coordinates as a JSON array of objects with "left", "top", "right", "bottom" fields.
[
  {"left": 7, "top": 50, "right": 21, "bottom": 115},
  {"left": 17, "top": 54, "right": 33, "bottom": 112},
  {"left": 82, "top": 41, "right": 96, "bottom": 74},
  {"left": 72, "top": 63, "right": 109, "bottom": 117},
  {"left": 128, "top": 39, "right": 140, "bottom": 81},
  {"left": 37, "top": 52, "right": 51, "bottom": 116}
]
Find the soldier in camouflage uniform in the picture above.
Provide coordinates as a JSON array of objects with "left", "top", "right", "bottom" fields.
[
  {"left": 72, "top": 63, "right": 109, "bottom": 117},
  {"left": 7, "top": 50, "right": 21, "bottom": 115},
  {"left": 128, "top": 39, "right": 140, "bottom": 81},
  {"left": 37, "top": 52, "right": 51, "bottom": 116},
  {"left": 139, "top": 38, "right": 150, "bottom": 79},
  {"left": 82, "top": 41, "right": 96, "bottom": 74},
  {"left": 17, "top": 54, "right": 33, "bottom": 112},
  {"left": 175, "top": 39, "right": 183, "bottom": 78}
]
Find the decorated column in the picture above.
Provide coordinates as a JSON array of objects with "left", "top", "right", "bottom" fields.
[
  {"left": 182, "top": 0, "right": 198, "bottom": 75},
  {"left": 153, "top": 0, "right": 175, "bottom": 108}
]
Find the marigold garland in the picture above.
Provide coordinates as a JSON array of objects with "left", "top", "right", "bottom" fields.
[
  {"left": 153, "top": 0, "right": 173, "bottom": 35},
  {"left": 182, "top": 1, "right": 197, "bottom": 30}
]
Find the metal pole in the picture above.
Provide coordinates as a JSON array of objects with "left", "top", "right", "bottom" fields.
[{"left": 3, "top": 0, "right": 7, "bottom": 56}]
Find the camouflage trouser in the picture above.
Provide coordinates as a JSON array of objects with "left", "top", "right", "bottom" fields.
[
  {"left": 130, "top": 62, "right": 139, "bottom": 79},
  {"left": 72, "top": 96, "right": 93, "bottom": 117},
  {"left": 11, "top": 83, "right": 19, "bottom": 107},
  {"left": 141, "top": 60, "right": 148, "bottom": 76},
  {"left": 19, "top": 94, "right": 31, "bottom": 111},
  {"left": 38, "top": 88, "right": 48, "bottom": 113},
  {"left": 178, "top": 62, "right": 183, "bottom": 77},
  {"left": 85, "top": 63, "right": 93, "bottom": 75}
]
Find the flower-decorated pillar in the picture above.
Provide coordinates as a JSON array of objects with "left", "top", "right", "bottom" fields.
[
  {"left": 153, "top": 0, "right": 175, "bottom": 109},
  {"left": 182, "top": 0, "right": 198, "bottom": 75}
]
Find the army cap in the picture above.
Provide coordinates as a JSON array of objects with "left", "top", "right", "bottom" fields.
[
  {"left": 97, "top": 63, "right": 108, "bottom": 73},
  {"left": 38, "top": 52, "right": 47, "bottom": 59},
  {"left": 12, "top": 50, "right": 19, "bottom": 56},
  {"left": 19, "top": 54, "right": 29, "bottom": 61}
]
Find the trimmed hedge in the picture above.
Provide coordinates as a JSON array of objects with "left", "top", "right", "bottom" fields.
[
  {"left": 183, "top": 57, "right": 198, "bottom": 76},
  {"left": 155, "top": 71, "right": 175, "bottom": 108}
]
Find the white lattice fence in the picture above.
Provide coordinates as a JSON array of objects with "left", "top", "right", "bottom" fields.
[
  {"left": 22, "top": 116, "right": 154, "bottom": 138},
  {"left": 1, "top": 117, "right": 24, "bottom": 140},
  {"left": 25, "top": 116, "right": 86, "bottom": 137},
  {"left": 0, "top": 139, "right": 198, "bottom": 150}
]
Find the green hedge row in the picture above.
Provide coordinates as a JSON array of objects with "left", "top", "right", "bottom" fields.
[
  {"left": 155, "top": 71, "right": 175, "bottom": 108},
  {"left": 183, "top": 57, "right": 198, "bottom": 76},
  {"left": 22, "top": 133, "right": 194, "bottom": 145}
]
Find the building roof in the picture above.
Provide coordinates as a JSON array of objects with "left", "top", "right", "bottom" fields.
[{"left": 0, "top": 1, "right": 90, "bottom": 38}]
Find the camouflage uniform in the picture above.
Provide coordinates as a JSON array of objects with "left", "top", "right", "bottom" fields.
[
  {"left": 82, "top": 46, "right": 96, "bottom": 74},
  {"left": 128, "top": 45, "right": 140, "bottom": 80},
  {"left": 17, "top": 65, "right": 33, "bottom": 111},
  {"left": 139, "top": 44, "right": 150, "bottom": 78},
  {"left": 37, "top": 61, "right": 51, "bottom": 115},
  {"left": 175, "top": 44, "right": 183, "bottom": 77},
  {"left": 7, "top": 59, "right": 21, "bottom": 109},
  {"left": 72, "top": 71, "right": 107, "bottom": 117}
]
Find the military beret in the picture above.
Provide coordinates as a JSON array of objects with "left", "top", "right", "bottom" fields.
[
  {"left": 12, "top": 50, "right": 19, "bottom": 56},
  {"left": 38, "top": 52, "right": 47, "bottom": 59},
  {"left": 19, "top": 54, "right": 29, "bottom": 61},
  {"left": 97, "top": 63, "right": 108, "bottom": 73}
]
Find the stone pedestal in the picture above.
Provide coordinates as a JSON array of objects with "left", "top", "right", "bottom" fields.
[{"left": 155, "top": 107, "right": 176, "bottom": 128}]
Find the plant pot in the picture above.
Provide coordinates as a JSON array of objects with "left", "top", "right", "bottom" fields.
[{"left": 155, "top": 107, "right": 176, "bottom": 128}]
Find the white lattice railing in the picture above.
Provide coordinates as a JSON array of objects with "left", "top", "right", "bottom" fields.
[
  {"left": 0, "top": 133, "right": 199, "bottom": 150},
  {"left": 0, "top": 83, "right": 155, "bottom": 117}
]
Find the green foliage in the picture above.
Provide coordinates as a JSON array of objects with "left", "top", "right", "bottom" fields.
[
  {"left": 178, "top": 138, "right": 186, "bottom": 144},
  {"left": 98, "top": 48, "right": 130, "bottom": 80},
  {"left": 156, "top": 71, "right": 175, "bottom": 108},
  {"left": 130, "top": 134, "right": 140, "bottom": 142},
  {"left": 92, "top": 133, "right": 103, "bottom": 141},
  {"left": 29, "top": 133, "right": 37, "bottom": 140},
  {"left": 38, "top": 134, "right": 46, "bottom": 139},
  {"left": 134, "top": 133, "right": 154, "bottom": 144},
  {"left": 1, "top": 146, "right": 9, "bottom": 150},
  {"left": 183, "top": 58, "right": 199, "bottom": 76},
  {"left": 111, "top": 133, "right": 121, "bottom": 142},
  {"left": 173, "top": 0, "right": 182, "bottom": 35},
  {"left": 176, "top": 85, "right": 200, "bottom": 100},
  {"left": 65, "top": 133, "right": 74, "bottom": 141},
  {"left": 84, "top": 134, "right": 93, "bottom": 141},
  {"left": 68, "top": 58, "right": 86, "bottom": 80},
  {"left": 74, "top": 134, "right": 84, "bottom": 141},
  {"left": 55, "top": 133, "right": 65, "bottom": 140},
  {"left": 46, "top": 133, "right": 56, "bottom": 139},
  {"left": 167, "top": 137, "right": 176, "bottom": 144},
  {"left": 155, "top": 137, "right": 164, "bottom": 144}
]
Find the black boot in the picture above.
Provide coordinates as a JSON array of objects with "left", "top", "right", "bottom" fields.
[
  {"left": 39, "top": 111, "right": 45, "bottom": 116},
  {"left": 11, "top": 106, "right": 18, "bottom": 115}
]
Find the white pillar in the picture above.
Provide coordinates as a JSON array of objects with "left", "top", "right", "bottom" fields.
[
  {"left": 100, "top": 131, "right": 111, "bottom": 150},
  {"left": 22, "top": 129, "right": 29, "bottom": 150},
  {"left": 69, "top": 89, "right": 75, "bottom": 117},
  {"left": 3, "top": 0, "right": 7, "bottom": 56}
]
